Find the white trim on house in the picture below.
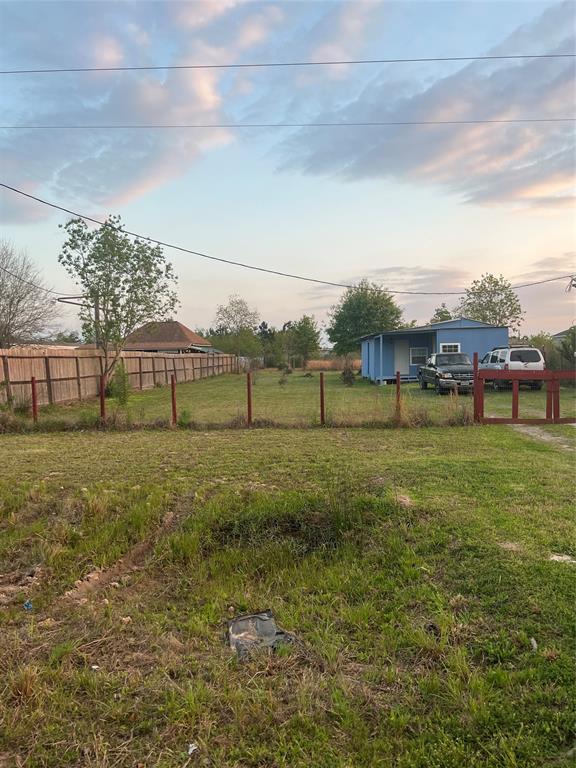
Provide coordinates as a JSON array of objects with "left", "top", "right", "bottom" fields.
[
  {"left": 439, "top": 342, "right": 461, "bottom": 353},
  {"left": 409, "top": 347, "right": 428, "bottom": 366}
]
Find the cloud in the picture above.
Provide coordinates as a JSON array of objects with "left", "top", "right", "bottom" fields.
[
  {"left": 0, "top": 0, "right": 286, "bottom": 223},
  {"left": 279, "top": 2, "right": 575, "bottom": 211}
]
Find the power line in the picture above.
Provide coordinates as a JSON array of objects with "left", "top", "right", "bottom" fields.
[
  {"left": 0, "top": 262, "right": 69, "bottom": 296},
  {"left": 0, "top": 182, "right": 573, "bottom": 297},
  {"left": 1, "top": 52, "right": 574, "bottom": 75},
  {"left": 2, "top": 118, "right": 574, "bottom": 130}
]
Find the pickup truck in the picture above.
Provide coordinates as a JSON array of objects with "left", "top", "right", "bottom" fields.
[{"left": 418, "top": 353, "right": 474, "bottom": 394}]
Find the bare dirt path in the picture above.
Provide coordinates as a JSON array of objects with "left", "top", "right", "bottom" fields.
[{"left": 511, "top": 424, "right": 575, "bottom": 453}]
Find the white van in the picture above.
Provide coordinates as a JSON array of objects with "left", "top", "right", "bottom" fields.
[{"left": 480, "top": 346, "right": 545, "bottom": 390}]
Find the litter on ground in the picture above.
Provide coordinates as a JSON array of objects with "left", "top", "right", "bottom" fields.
[{"left": 227, "top": 610, "right": 295, "bottom": 659}]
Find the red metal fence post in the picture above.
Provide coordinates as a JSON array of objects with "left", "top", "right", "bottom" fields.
[
  {"left": 246, "top": 371, "right": 253, "bottom": 425},
  {"left": 31, "top": 376, "right": 38, "bottom": 424},
  {"left": 99, "top": 374, "right": 106, "bottom": 421},
  {"left": 545, "top": 379, "right": 553, "bottom": 420},
  {"left": 171, "top": 374, "right": 177, "bottom": 426},
  {"left": 512, "top": 379, "right": 519, "bottom": 420},
  {"left": 473, "top": 352, "right": 480, "bottom": 423},
  {"left": 553, "top": 377, "right": 560, "bottom": 422},
  {"left": 320, "top": 371, "right": 326, "bottom": 425}
]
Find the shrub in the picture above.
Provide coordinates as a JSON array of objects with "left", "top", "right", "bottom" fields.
[
  {"left": 177, "top": 408, "right": 192, "bottom": 427},
  {"left": 107, "top": 361, "right": 130, "bottom": 406},
  {"left": 340, "top": 357, "right": 356, "bottom": 387}
]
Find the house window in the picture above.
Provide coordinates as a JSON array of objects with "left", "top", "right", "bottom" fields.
[
  {"left": 440, "top": 343, "right": 461, "bottom": 353},
  {"left": 410, "top": 347, "right": 428, "bottom": 366}
]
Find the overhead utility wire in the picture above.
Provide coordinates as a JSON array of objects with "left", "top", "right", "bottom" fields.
[
  {"left": 0, "top": 262, "right": 70, "bottom": 296},
  {"left": 3, "top": 118, "right": 574, "bottom": 129},
  {"left": 1, "top": 52, "right": 574, "bottom": 75},
  {"left": 0, "top": 182, "right": 573, "bottom": 297}
]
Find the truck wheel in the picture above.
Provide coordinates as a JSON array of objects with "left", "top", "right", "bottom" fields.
[
  {"left": 493, "top": 380, "right": 501, "bottom": 392},
  {"left": 419, "top": 376, "right": 428, "bottom": 390}
]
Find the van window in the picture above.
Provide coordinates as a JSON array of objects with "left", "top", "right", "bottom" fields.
[
  {"left": 510, "top": 349, "right": 541, "bottom": 363},
  {"left": 490, "top": 352, "right": 499, "bottom": 363},
  {"left": 497, "top": 350, "right": 507, "bottom": 363}
]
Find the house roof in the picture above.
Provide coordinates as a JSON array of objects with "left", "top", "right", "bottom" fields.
[
  {"left": 359, "top": 317, "right": 507, "bottom": 341},
  {"left": 124, "top": 321, "right": 211, "bottom": 351}
]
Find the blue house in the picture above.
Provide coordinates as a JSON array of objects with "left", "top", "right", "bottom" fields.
[{"left": 361, "top": 318, "right": 509, "bottom": 383}]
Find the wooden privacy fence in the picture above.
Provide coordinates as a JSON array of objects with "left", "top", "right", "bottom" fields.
[{"left": 0, "top": 348, "right": 237, "bottom": 408}]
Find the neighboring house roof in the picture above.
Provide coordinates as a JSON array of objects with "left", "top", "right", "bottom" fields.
[
  {"left": 552, "top": 328, "right": 572, "bottom": 341},
  {"left": 359, "top": 317, "right": 507, "bottom": 341},
  {"left": 124, "top": 321, "right": 212, "bottom": 351}
]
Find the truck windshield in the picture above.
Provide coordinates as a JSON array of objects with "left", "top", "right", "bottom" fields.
[{"left": 436, "top": 354, "right": 471, "bottom": 366}]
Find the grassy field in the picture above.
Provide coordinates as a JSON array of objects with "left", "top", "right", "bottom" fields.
[
  {"left": 11, "top": 370, "right": 576, "bottom": 429},
  {"left": 1, "top": 424, "right": 574, "bottom": 767}
]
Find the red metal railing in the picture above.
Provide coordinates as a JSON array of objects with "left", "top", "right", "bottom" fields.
[{"left": 473, "top": 352, "right": 576, "bottom": 424}]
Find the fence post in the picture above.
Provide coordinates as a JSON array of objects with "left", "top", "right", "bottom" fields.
[
  {"left": 246, "top": 371, "right": 253, "bottom": 425},
  {"left": 511, "top": 379, "right": 519, "bottom": 420},
  {"left": 45, "top": 356, "right": 54, "bottom": 405},
  {"left": 151, "top": 357, "right": 156, "bottom": 387},
  {"left": 138, "top": 356, "right": 144, "bottom": 390},
  {"left": 473, "top": 352, "right": 480, "bottom": 423},
  {"left": 553, "top": 377, "right": 560, "bottom": 422},
  {"left": 99, "top": 374, "right": 106, "bottom": 421},
  {"left": 2, "top": 354, "right": 12, "bottom": 406},
  {"left": 73, "top": 357, "right": 82, "bottom": 401},
  {"left": 546, "top": 378, "right": 553, "bottom": 420},
  {"left": 31, "top": 376, "right": 38, "bottom": 423},
  {"left": 171, "top": 374, "right": 177, "bottom": 426},
  {"left": 320, "top": 371, "right": 326, "bottom": 425}
]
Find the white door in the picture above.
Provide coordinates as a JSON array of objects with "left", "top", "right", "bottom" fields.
[{"left": 394, "top": 340, "right": 410, "bottom": 375}]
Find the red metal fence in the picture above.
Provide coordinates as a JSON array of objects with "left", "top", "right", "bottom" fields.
[{"left": 473, "top": 353, "right": 576, "bottom": 424}]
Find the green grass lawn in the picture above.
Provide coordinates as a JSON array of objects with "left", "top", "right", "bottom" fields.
[
  {"left": 1, "top": 425, "right": 574, "bottom": 766},
  {"left": 17, "top": 370, "right": 576, "bottom": 429}
]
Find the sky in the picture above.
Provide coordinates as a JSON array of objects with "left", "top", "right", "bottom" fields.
[{"left": 0, "top": 0, "right": 575, "bottom": 336}]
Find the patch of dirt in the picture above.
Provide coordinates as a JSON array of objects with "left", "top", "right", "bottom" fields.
[
  {"left": 396, "top": 494, "right": 412, "bottom": 508},
  {"left": 511, "top": 425, "right": 575, "bottom": 452},
  {"left": 0, "top": 566, "right": 43, "bottom": 606},
  {"left": 549, "top": 553, "right": 576, "bottom": 565},
  {"left": 498, "top": 541, "right": 522, "bottom": 552},
  {"left": 62, "top": 502, "right": 184, "bottom": 603}
]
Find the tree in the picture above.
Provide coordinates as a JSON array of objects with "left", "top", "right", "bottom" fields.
[
  {"left": 58, "top": 216, "right": 178, "bottom": 379},
  {"left": 48, "top": 329, "right": 82, "bottom": 345},
  {"left": 208, "top": 327, "right": 263, "bottom": 358},
  {"left": 522, "top": 331, "right": 561, "bottom": 370},
  {"left": 456, "top": 274, "right": 524, "bottom": 332},
  {"left": 214, "top": 295, "right": 260, "bottom": 334},
  {"left": 430, "top": 303, "right": 452, "bottom": 324},
  {"left": 327, "top": 280, "right": 403, "bottom": 355},
  {"left": 286, "top": 315, "right": 321, "bottom": 368},
  {"left": 559, "top": 326, "right": 576, "bottom": 368},
  {"left": 0, "top": 240, "right": 58, "bottom": 347}
]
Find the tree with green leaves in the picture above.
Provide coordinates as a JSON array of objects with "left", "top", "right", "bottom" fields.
[
  {"left": 455, "top": 274, "right": 524, "bottom": 332},
  {"left": 58, "top": 216, "right": 178, "bottom": 379},
  {"left": 559, "top": 326, "right": 575, "bottom": 368},
  {"left": 327, "top": 280, "right": 403, "bottom": 355},
  {"left": 430, "top": 303, "right": 452, "bottom": 324},
  {"left": 286, "top": 315, "right": 321, "bottom": 368}
]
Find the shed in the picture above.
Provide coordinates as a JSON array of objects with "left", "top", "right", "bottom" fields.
[{"left": 361, "top": 318, "right": 509, "bottom": 383}]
